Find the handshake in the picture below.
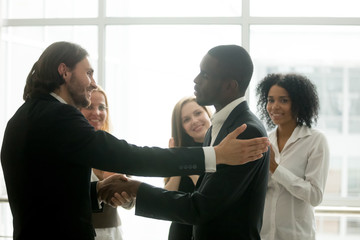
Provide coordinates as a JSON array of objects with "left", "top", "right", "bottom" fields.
[{"left": 97, "top": 174, "right": 142, "bottom": 207}]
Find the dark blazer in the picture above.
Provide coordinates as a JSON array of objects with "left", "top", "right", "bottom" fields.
[
  {"left": 136, "top": 101, "right": 270, "bottom": 240},
  {"left": 0, "top": 94, "right": 206, "bottom": 240}
]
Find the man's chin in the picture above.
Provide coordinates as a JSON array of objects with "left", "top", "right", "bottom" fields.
[
  {"left": 75, "top": 97, "right": 90, "bottom": 109},
  {"left": 195, "top": 98, "right": 209, "bottom": 107}
]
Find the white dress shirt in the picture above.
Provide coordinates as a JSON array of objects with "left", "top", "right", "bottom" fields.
[
  {"left": 261, "top": 126, "right": 330, "bottom": 240},
  {"left": 210, "top": 97, "right": 245, "bottom": 146},
  {"left": 50, "top": 92, "right": 67, "bottom": 104},
  {"left": 49, "top": 92, "right": 216, "bottom": 172}
]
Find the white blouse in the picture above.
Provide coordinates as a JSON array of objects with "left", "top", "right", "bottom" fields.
[{"left": 261, "top": 126, "right": 330, "bottom": 240}]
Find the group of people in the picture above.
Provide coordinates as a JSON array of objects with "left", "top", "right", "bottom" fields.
[
  {"left": 0, "top": 41, "right": 329, "bottom": 240},
  {"left": 161, "top": 71, "right": 329, "bottom": 239}
]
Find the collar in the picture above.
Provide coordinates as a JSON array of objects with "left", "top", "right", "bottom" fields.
[
  {"left": 211, "top": 97, "right": 246, "bottom": 126},
  {"left": 270, "top": 125, "right": 312, "bottom": 146},
  {"left": 50, "top": 92, "right": 67, "bottom": 104}
]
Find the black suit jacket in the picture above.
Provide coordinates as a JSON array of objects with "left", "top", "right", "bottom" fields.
[
  {"left": 0, "top": 94, "right": 206, "bottom": 240},
  {"left": 136, "top": 101, "right": 269, "bottom": 240}
]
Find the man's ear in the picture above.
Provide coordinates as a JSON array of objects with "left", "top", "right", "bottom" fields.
[
  {"left": 58, "top": 63, "right": 69, "bottom": 81},
  {"left": 225, "top": 79, "right": 238, "bottom": 90}
]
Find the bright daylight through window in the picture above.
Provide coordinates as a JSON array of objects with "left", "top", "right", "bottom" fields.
[{"left": 1, "top": 0, "right": 360, "bottom": 239}]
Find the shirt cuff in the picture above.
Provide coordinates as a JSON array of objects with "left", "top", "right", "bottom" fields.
[
  {"left": 272, "top": 165, "right": 292, "bottom": 187},
  {"left": 203, "top": 147, "right": 216, "bottom": 172}
]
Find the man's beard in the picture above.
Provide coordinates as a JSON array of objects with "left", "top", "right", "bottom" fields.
[
  {"left": 68, "top": 75, "right": 91, "bottom": 108},
  {"left": 72, "top": 91, "right": 90, "bottom": 108}
]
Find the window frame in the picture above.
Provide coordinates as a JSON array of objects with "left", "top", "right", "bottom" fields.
[{"left": 1, "top": 0, "right": 360, "bottom": 211}]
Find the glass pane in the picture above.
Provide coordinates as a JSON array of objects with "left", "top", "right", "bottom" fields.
[
  {"left": 249, "top": 25, "right": 360, "bottom": 201},
  {"left": 105, "top": 25, "right": 240, "bottom": 239},
  {"left": 316, "top": 214, "right": 360, "bottom": 239},
  {"left": 347, "top": 217, "right": 360, "bottom": 235},
  {"left": 349, "top": 69, "right": 360, "bottom": 134},
  {"left": 2, "top": 0, "right": 98, "bottom": 18},
  {"left": 105, "top": 25, "right": 240, "bottom": 146},
  {"left": 316, "top": 215, "right": 341, "bottom": 237},
  {"left": 106, "top": 0, "right": 242, "bottom": 17},
  {"left": 324, "top": 156, "right": 342, "bottom": 197},
  {"left": 348, "top": 157, "right": 360, "bottom": 197},
  {"left": 251, "top": 0, "right": 360, "bottom": 17},
  {"left": 0, "top": 26, "right": 98, "bottom": 118},
  {"left": 0, "top": 202, "right": 12, "bottom": 239}
]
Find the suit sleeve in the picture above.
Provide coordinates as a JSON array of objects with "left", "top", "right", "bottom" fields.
[
  {"left": 135, "top": 122, "right": 269, "bottom": 224},
  {"left": 135, "top": 158, "right": 266, "bottom": 224},
  {"left": 90, "top": 181, "right": 103, "bottom": 212},
  {"left": 51, "top": 104, "right": 205, "bottom": 177}
]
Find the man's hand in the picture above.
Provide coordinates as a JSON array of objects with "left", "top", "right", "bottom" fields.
[
  {"left": 214, "top": 124, "right": 270, "bottom": 165},
  {"left": 97, "top": 174, "right": 141, "bottom": 207},
  {"left": 111, "top": 192, "right": 133, "bottom": 208},
  {"left": 93, "top": 169, "right": 116, "bottom": 181}
]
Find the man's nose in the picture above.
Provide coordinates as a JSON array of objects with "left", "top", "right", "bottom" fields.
[
  {"left": 90, "top": 78, "right": 97, "bottom": 90},
  {"left": 194, "top": 74, "right": 200, "bottom": 84}
]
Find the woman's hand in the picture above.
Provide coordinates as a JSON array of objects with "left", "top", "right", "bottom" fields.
[
  {"left": 269, "top": 145, "right": 278, "bottom": 173},
  {"left": 168, "top": 137, "right": 175, "bottom": 148}
]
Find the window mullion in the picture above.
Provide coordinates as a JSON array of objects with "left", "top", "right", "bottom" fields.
[{"left": 98, "top": 0, "right": 106, "bottom": 88}]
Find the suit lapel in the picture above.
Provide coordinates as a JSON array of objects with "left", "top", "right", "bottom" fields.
[
  {"left": 196, "top": 102, "right": 249, "bottom": 189},
  {"left": 203, "top": 126, "right": 212, "bottom": 147},
  {"left": 213, "top": 102, "right": 249, "bottom": 146}
]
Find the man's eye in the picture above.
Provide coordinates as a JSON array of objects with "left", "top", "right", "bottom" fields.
[{"left": 201, "top": 72, "right": 209, "bottom": 79}]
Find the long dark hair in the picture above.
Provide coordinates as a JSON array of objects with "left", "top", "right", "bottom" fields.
[{"left": 23, "top": 41, "right": 88, "bottom": 100}]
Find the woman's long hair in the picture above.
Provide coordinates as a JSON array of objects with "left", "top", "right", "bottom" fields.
[
  {"left": 164, "top": 96, "right": 212, "bottom": 184},
  {"left": 92, "top": 86, "right": 112, "bottom": 133},
  {"left": 171, "top": 96, "right": 212, "bottom": 147}
]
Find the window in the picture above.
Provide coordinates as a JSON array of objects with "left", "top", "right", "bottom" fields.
[
  {"left": 106, "top": 0, "right": 242, "bottom": 17},
  {"left": 250, "top": 0, "right": 360, "bottom": 17},
  {"left": 249, "top": 26, "right": 360, "bottom": 201},
  {"left": 105, "top": 25, "right": 241, "bottom": 145},
  {"left": 1, "top": 0, "right": 360, "bottom": 239},
  {"left": 2, "top": 0, "right": 98, "bottom": 18}
]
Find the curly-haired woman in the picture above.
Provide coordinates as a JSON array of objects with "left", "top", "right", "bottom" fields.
[{"left": 256, "top": 73, "right": 330, "bottom": 240}]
